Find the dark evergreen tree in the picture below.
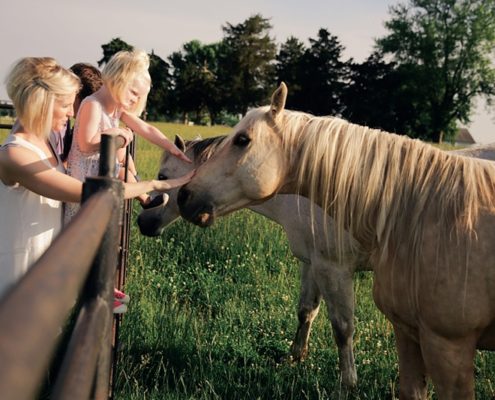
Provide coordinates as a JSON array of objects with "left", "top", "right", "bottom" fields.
[
  {"left": 218, "top": 14, "right": 277, "bottom": 115},
  {"left": 97, "top": 38, "right": 133, "bottom": 67},
  {"left": 299, "top": 29, "right": 350, "bottom": 116},
  {"left": 341, "top": 52, "right": 421, "bottom": 135},
  {"left": 276, "top": 36, "right": 307, "bottom": 111},
  {"left": 146, "top": 51, "right": 172, "bottom": 121}
]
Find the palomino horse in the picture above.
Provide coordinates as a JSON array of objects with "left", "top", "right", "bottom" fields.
[
  {"left": 177, "top": 83, "right": 495, "bottom": 399},
  {"left": 139, "top": 134, "right": 495, "bottom": 392}
]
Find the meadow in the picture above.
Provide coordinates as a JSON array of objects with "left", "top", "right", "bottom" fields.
[{"left": 1, "top": 122, "right": 493, "bottom": 399}]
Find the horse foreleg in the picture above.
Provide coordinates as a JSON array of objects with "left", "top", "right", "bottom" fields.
[
  {"left": 289, "top": 261, "right": 321, "bottom": 362},
  {"left": 393, "top": 325, "right": 427, "bottom": 400},
  {"left": 315, "top": 260, "right": 357, "bottom": 388},
  {"left": 419, "top": 328, "right": 476, "bottom": 400}
]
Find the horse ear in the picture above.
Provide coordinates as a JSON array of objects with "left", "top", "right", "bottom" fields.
[
  {"left": 175, "top": 134, "right": 186, "bottom": 152},
  {"left": 270, "top": 82, "right": 288, "bottom": 120}
]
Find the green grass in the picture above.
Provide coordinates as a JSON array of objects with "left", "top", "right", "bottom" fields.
[{"left": 118, "top": 210, "right": 495, "bottom": 399}]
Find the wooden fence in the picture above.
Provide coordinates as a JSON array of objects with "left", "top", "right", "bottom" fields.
[{"left": 0, "top": 134, "right": 129, "bottom": 400}]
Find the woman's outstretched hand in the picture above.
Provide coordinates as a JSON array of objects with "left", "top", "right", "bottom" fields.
[{"left": 152, "top": 170, "right": 195, "bottom": 192}]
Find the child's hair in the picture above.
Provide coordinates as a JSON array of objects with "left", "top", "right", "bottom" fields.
[
  {"left": 70, "top": 63, "right": 103, "bottom": 101},
  {"left": 5, "top": 57, "right": 81, "bottom": 138},
  {"left": 101, "top": 49, "right": 151, "bottom": 116}
]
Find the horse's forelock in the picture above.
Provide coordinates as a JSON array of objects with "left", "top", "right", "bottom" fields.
[{"left": 186, "top": 135, "right": 227, "bottom": 163}]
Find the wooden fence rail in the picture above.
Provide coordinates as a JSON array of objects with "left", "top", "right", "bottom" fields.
[{"left": 0, "top": 134, "right": 125, "bottom": 400}]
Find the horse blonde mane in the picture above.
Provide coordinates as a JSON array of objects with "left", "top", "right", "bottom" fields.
[{"left": 252, "top": 108, "right": 495, "bottom": 267}]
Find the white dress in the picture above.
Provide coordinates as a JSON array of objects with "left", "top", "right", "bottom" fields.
[
  {"left": 65, "top": 95, "right": 121, "bottom": 223},
  {"left": 0, "top": 135, "right": 64, "bottom": 299}
]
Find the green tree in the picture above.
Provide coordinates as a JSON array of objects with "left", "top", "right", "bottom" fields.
[
  {"left": 276, "top": 36, "right": 307, "bottom": 111},
  {"left": 342, "top": 52, "right": 420, "bottom": 135},
  {"left": 169, "top": 40, "right": 221, "bottom": 124},
  {"left": 146, "top": 51, "right": 173, "bottom": 121},
  {"left": 97, "top": 38, "right": 133, "bottom": 67},
  {"left": 218, "top": 14, "right": 277, "bottom": 115},
  {"left": 298, "top": 29, "right": 349, "bottom": 116},
  {"left": 377, "top": 0, "right": 495, "bottom": 142}
]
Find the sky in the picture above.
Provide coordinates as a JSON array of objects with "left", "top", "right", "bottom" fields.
[{"left": 1, "top": 0, "right": 493, "bottom": 143}]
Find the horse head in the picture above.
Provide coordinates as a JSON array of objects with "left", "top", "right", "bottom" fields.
[
  {"left": 137, "top": 135, "right": 193, "bottom": 236},
  {"left": 178, "top": 83, "right": 291, "bottom": 227}
]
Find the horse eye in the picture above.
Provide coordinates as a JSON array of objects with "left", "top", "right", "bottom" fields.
[
  {"left": 233, "top": 132, "right": 251, "bottom": 147},
  {"left": 158, "top": 173, "right": 168, "bottom": 180}
]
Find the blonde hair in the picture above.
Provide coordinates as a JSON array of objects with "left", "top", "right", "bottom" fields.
[
  {"left": 102, "top": 49, "right": 151, "bottom": 116},
  {"left": 5, "top": 57, "right": 81, "bottom": 138}
]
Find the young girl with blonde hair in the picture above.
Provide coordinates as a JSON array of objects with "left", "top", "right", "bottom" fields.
[
  {"left": 65, "top": 49, "right": 191, "bottom": 222},
  {"left": 65, "top": 49, "right": 193, "bottom": 312}
]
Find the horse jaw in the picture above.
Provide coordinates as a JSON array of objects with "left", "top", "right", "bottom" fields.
[
  {"left": 137, "top": 193, "right": 178, "bottom": 236},
  {"left": 177, "top": 186, "right": 216, "bottom": 227}
]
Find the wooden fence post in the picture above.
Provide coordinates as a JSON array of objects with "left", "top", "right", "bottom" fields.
[{"left": 52, "top": 134, "right": 124, "bottom": 400}]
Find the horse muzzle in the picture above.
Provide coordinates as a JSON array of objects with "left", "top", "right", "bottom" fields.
[
  {"left": 137, "top": 194, "right": 170, "bottom": 236},
  {"left": 177, "top": 187, "right": 215, "bottom": 227}
]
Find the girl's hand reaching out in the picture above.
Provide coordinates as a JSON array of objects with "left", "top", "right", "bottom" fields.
[{"left": 168, "top": 144, "right": 192, "bottom": 163}]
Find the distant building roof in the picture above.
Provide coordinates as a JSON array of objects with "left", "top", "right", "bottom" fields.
[{"left": 455, "top": 128, "right": 476, "bottom": 145}]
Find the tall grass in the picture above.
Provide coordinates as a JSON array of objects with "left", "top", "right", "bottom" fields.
[{"left": 114, "top": 125, "right": 495, "bottom": 399}]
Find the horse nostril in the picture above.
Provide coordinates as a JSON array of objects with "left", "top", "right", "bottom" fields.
[{"left": 177, "top": 187, "right": 190, "bottom": 206}]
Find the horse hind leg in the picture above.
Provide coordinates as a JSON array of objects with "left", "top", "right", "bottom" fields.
[
  {"left": 316, "top": 260, "right": 358, "bottom": 388},
  {"left": 289, "top": 261, "right": 321, "bottom": 362}
]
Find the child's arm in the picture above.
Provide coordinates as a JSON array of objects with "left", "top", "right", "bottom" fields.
[
  {"left": 120, "top": 111, "right": 192, "bottom": 163},
  {"left": 0, "top": 145, "right": 193, "bottom": 204},
  {"left": 76, "top": 102, "right": 133, "bottom": 153},
  {"left": 75, "top": 101, "right": 106, "bottom": 153}
]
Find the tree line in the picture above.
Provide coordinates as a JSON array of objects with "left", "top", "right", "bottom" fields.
[{"left": 98, "top": 0, "right": 495, "bottom": 143}]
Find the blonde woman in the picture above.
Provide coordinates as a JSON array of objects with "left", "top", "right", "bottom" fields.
[
  {"left": 65, "top": 49, "right": 191, "bottom": 221},
  {"left": 0, "top": 57, "right": 193, "bottom": 301}
]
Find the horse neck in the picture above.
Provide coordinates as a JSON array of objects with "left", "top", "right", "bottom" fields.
[
  {"left": 278, "top": 116, "right": 409, "bottom": 254},
  {"left": 277, "top": 114, "right": 314, "bottom": 196}
]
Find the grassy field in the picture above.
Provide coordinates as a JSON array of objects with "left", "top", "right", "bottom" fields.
[{"left": 1, "top": 122, "right": 493, "bottom": 399}]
